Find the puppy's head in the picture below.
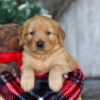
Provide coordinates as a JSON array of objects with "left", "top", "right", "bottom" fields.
[{"left": 18, "top": 16, "right": 65, "bottom": 54}]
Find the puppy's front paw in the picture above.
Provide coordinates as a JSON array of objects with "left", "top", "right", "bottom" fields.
[
  {"left": 21, "top": 72, "right": 35, "bottom": 92},
  {"left": 49, "top": 76, "right": 63, "bottom": 92},
  {"left": 0, "top": 96, "right": 4, "bottom": 100}
]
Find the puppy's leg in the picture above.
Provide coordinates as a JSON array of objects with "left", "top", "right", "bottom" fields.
[
  {"left": 49, "top": 66, "right": 64, "bottom": 92},
  {"left": 78, "top": 95, "right": 82, "bottom": 100},
  {"left": 49, "top": 65, "right": 71, "bottom": 92},
  {"left": 0, "top": 95, "right": 4, "bottom": 100},
  {"left": 21, "top": 67, "right": 35, "bottom": 92}
]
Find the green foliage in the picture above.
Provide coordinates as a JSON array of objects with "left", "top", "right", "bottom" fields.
[{"left": 0, "top": 0, "right": 42, "bottom": 25}]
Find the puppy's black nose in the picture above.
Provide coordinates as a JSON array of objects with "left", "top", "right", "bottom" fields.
[{"left": 36, "top": 40, "right": 44, "bottom": 49}]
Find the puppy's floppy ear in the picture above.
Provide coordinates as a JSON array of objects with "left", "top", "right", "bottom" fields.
[
  {"left": 58, "top": 26, "right": 65, "bottom": 46},
  {"left": 51, "top": 19, "right": 65, "bottom": 46},
  {"left": 18, "top": 27, "right": 23, "bottom": 46},
  {"left": 18, "top": 18, "right": 33, "bottom": 46}
]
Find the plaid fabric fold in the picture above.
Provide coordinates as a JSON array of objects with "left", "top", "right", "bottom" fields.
[{"left": 0, "top": 69, "right": 85, "bottom": 100}]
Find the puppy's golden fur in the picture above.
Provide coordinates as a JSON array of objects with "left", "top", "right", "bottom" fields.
[
  {"left": 0, "top": 96, "right": 4, "bottom": 100},
  {"left": 18, "top": 16, "right": 81, "bottom": 99}
]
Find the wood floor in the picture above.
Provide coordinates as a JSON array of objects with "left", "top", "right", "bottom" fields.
[{"left": 82, "top": 78, "right": 100, "bottom": 100}]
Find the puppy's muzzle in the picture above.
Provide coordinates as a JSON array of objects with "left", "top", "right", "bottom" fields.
[{"left": 36, "top": 40, "right": 44, "bottom": 50}]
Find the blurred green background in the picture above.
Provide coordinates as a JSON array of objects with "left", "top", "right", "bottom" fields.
[{"left": 0, "top": 0, "right": 49, "bottom": 25}]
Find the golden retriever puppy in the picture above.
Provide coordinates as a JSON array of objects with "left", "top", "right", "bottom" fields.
[{"left": 18, "top": 16, "right": 81, "bottom": 99}]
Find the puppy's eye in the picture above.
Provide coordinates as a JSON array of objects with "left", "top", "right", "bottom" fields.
[
  {"left": 46, "top": 31, "right": 51, "bottom": 35},
  {"left": 30, "top": 31, "right": 35, "bottom": 35}
]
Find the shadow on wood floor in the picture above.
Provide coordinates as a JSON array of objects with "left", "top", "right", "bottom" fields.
[{"left": 82, "top": 78, "right": 100, "bottom": 100}]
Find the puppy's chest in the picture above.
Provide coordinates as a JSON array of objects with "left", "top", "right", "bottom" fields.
[
  {"left": 29, "top": 56, "right": 52, "bottom": 73},
  {"left": 23, "top": 49, "right": 67, "bottom": 73}
]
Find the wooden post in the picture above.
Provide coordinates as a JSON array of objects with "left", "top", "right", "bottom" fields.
[{"left": 34, "top": 0, "right": 72, "bottom": 20}]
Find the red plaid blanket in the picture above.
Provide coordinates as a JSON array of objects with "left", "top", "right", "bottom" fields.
[{"left": 0, "top": 69, "right": 85, "bottom": 100}]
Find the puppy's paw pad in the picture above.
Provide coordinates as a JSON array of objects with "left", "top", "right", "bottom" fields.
[{"left": 21, "top": 77, "right": 34, "bottom": 92}]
